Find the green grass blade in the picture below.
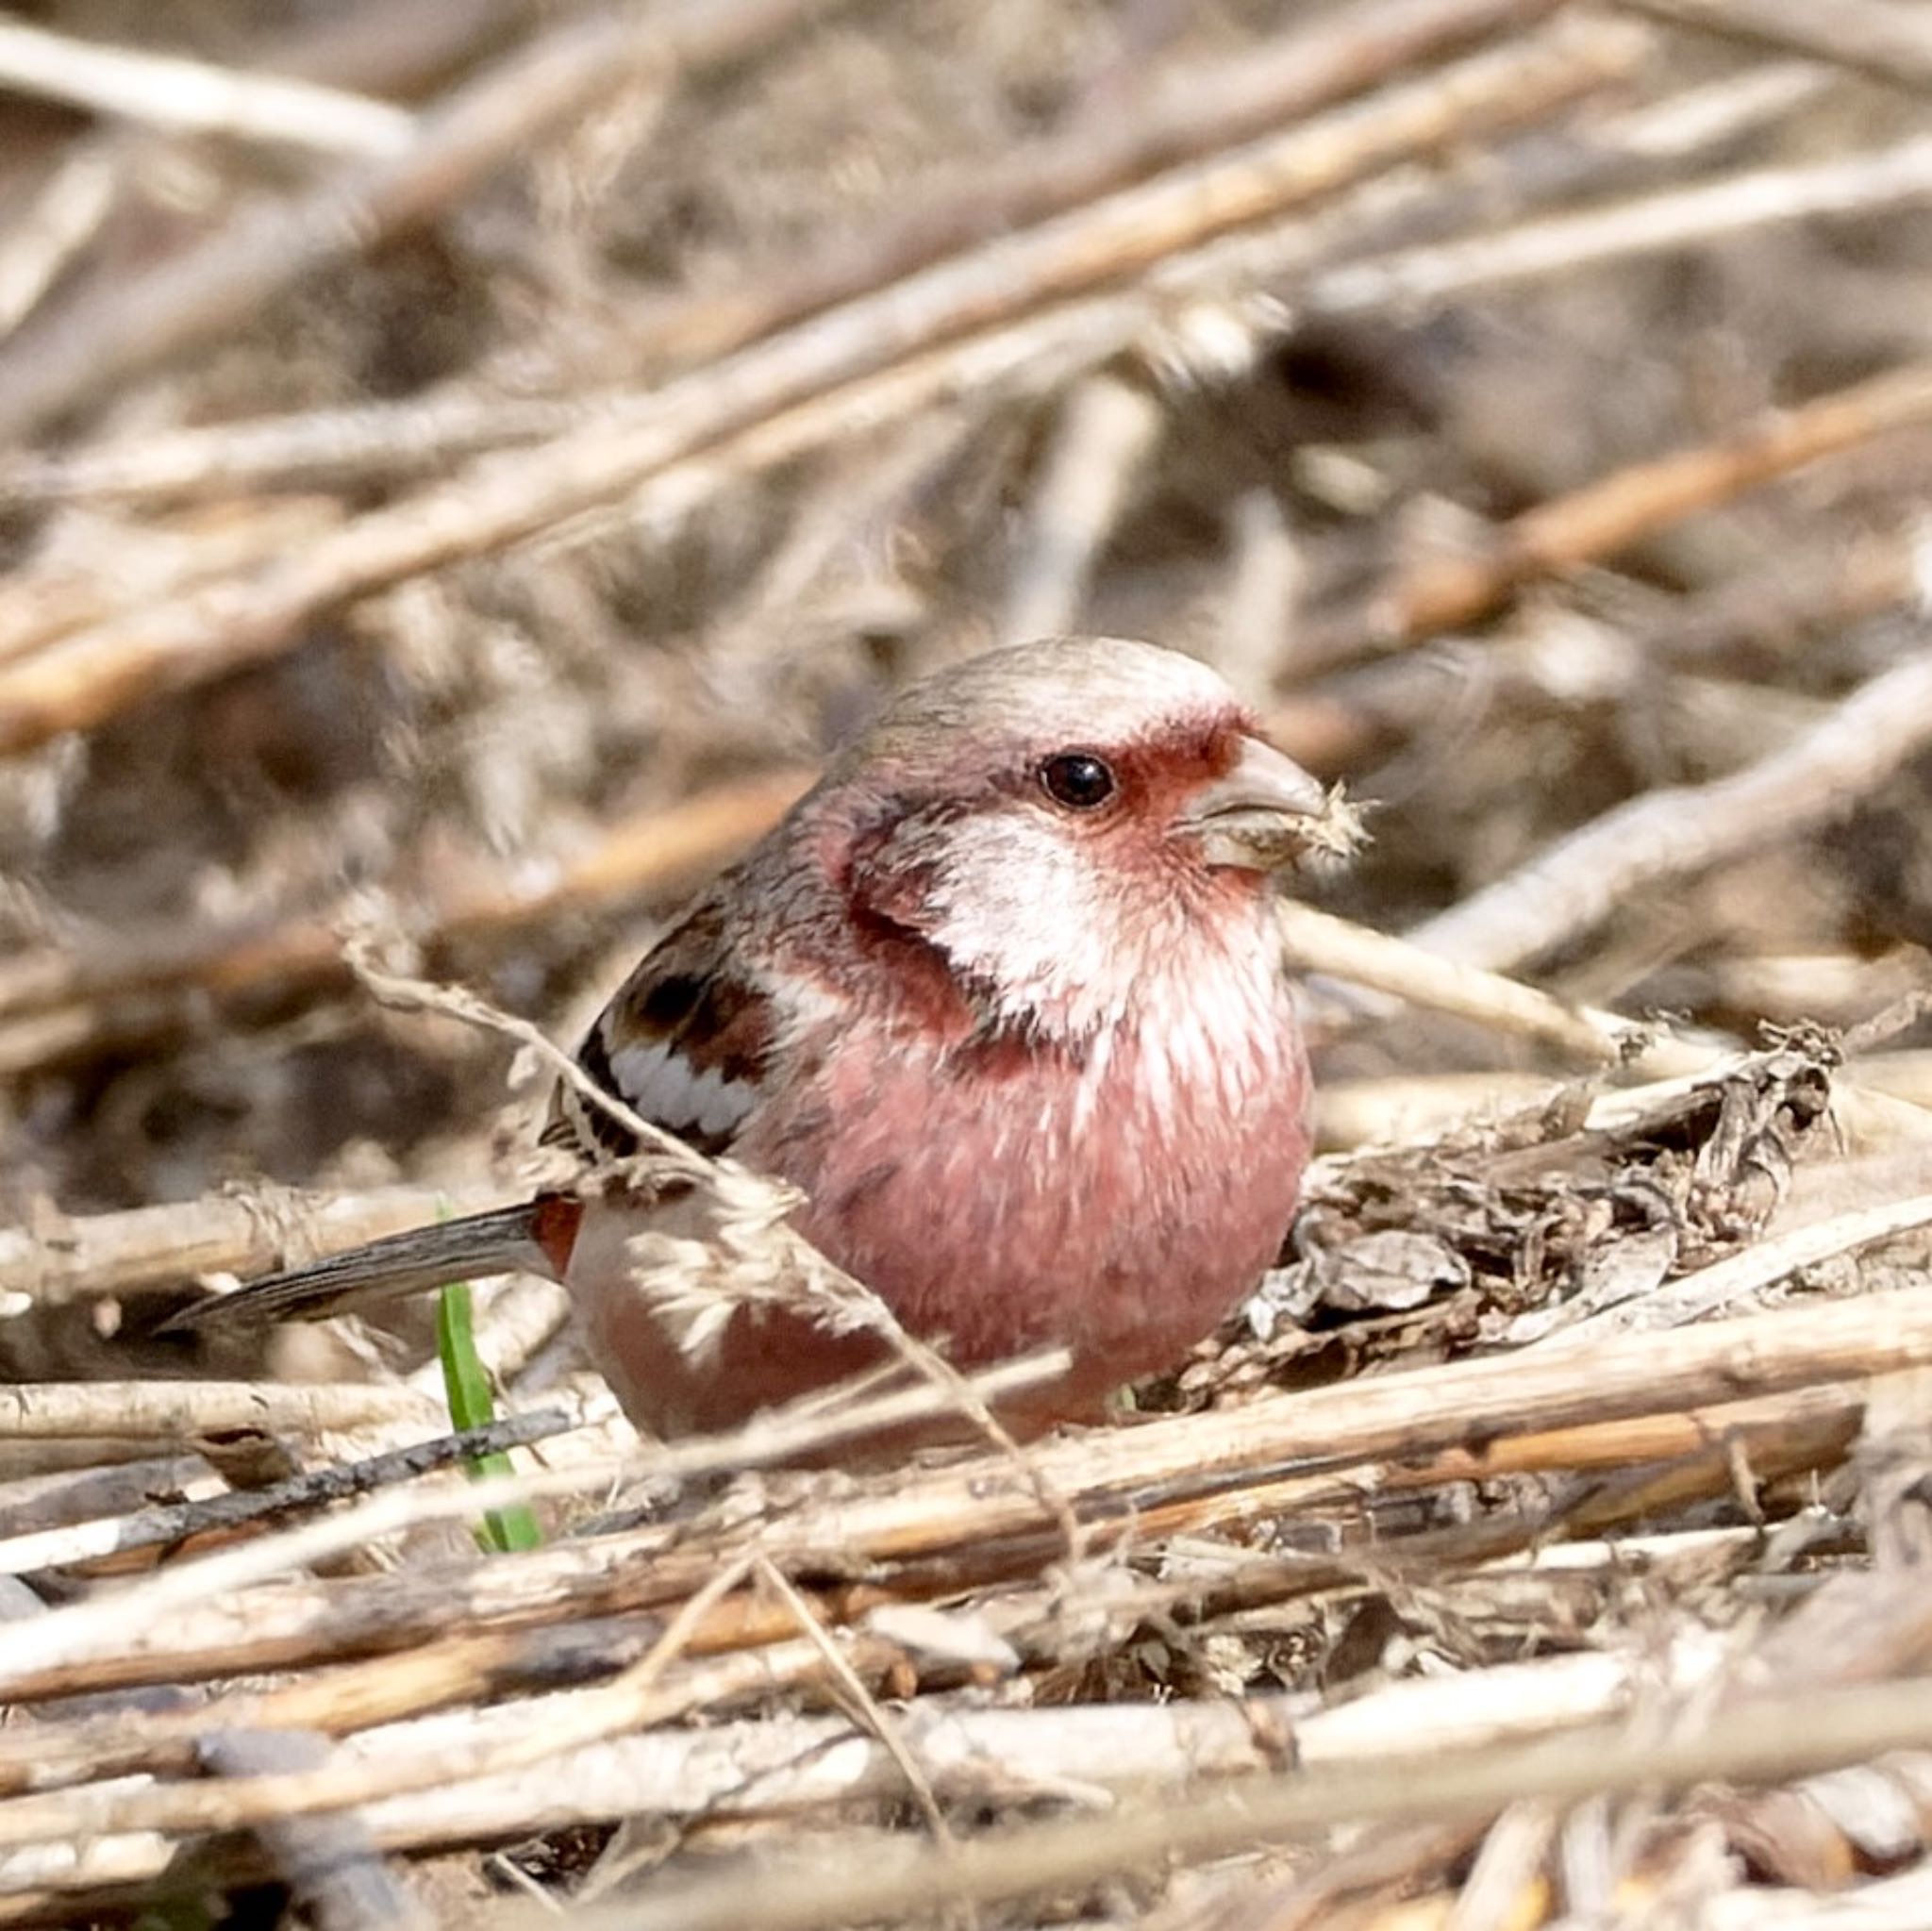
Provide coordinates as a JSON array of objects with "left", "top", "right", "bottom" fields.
[{"left": 436, "top": 1279, "right": 542, "bottom": 1554}]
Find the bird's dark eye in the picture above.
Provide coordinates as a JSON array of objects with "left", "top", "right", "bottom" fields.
[{"left": 1039, "top": 752, "right": 1117, "bottom": 810}]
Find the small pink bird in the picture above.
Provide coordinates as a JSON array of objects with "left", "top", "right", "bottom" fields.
[{"left": 169, "top": 638, "right": 1335, "bottom": 1440}]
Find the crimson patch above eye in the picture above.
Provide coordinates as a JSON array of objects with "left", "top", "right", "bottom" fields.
[{"left": 1039, "top": 753, "right": 1117, "bottom": 809}]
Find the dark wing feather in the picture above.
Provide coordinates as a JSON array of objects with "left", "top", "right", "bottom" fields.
[{"left": 543, "top": 898, "right": 776, "bottom": 1162}]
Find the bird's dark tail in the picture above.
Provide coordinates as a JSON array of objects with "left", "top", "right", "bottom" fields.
[{"left": 158, "top": 1199, "right": 574, "bottom": 1332}]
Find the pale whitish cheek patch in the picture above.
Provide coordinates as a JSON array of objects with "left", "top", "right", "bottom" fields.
[{"left": 608, "top": 1040, "right": 758, "bottom": 1142}]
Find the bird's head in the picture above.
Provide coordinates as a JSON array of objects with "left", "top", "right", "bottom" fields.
[{"left": 813, "top": 637, "right": 1350, "bottom": 1039}]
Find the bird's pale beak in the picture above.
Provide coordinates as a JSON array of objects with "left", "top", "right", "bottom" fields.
[{"left": 1182, "top": 735, "right": 1339, "bottom": 871}]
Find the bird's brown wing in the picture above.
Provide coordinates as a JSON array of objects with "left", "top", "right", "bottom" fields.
[{"left": 541, "top": 895, "right": 778, "bottom": 1162}]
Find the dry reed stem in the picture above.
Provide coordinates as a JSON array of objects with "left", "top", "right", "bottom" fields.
[
  {"left": 1318, "top": 1053, "right": 1932, "bottom": 1147},
  {"left": 1123, "top": 1382, "right": 1857, "bottom": 1551},
  {"left": 0, "top": 1383, "right": 1852, "bottom": 1802},
  {"left": 0, "top": 0, "right": 840, "bottom": 446},
  {"left": 0, "top": 0, "right": 1573, "bottom": 508},
  {"left": 0, "top": 1180, "right": 501, "bottom": 1309},
  {"left": 0, "top": 1536, "right": 1846, "bottom": 1906},
  {"left": 1274, "top": 900, "right": 1650, "bottom": 1064},
  {"left": 0, "top": 1, "right": 1700, "bottom": 521},
  {"left": 0, "top": 22, "right": 1639, "bottom": 754},
  {"left": 0, "top": 1285, "right": 1923, "bottom": 1705},
  {"left": 0, "top": 1551, "right": 1814, "bottom": 1912},
  {"left": 0, "top": 498, "right": 346, "bottom": 671},
  {"left": 1444, "top": 1803, "right": 1561, "bottom": 1931},
  {"left": 0, "top": 1408, "right": 576, "bottom": 1577},
  {"left": 0, "top": 1512, "right": 1681, "bottom": 1811},
  {"left": 0, "top": 1690, "right": 1294, "bottom": 1898},
  {"left": 0, "top": 0, "right": 1593, "bottom": 510},
  {"left": 1298, "top": 359, "right": 1932, "bottom": 668},
  {"left": 195, "top": 1728, "right": 433, "bottom": 1931},
  {"left": 0, "top": 42, "right": 1845, "bottom": 515},
  {"left": 0, "top": 17, "right": 415, "bottom": 157},
  {"left": 529, "top": 1674, "right": 1932, "bottom": 1931},
  {"left": 1553, "top": 1191, "right": 1932, "bottom": 1342},
  {"left": 631, "top": 0, "right": 1574, "bottom": 371},
  {"left": 1307, "top": 133, "right": 1932, "bottom": 336},
  {"left": 0, "top": 1553, "right": 763, "bottom": 1889},
  {"left": 1001, "top": 373, "right": 1165, "bottom": 642},
  {"left": 1267, "top": 528, "right": 1916, "bottom": 775},
  {"left": 0, "top": 1378, "right": 1852, "bottom": 1728},
  {"left": 679, "top": 1281, "right": 1932, "bottom": 1568},
  {"left": 0, "top": 1381, "right": 442, "bottom": 1440},
  {"left": 1411, "top": 645, "right": 1932, "bottom": 971},
  {"left": 12, "top": 1566, "right": 1825, "bottom": 1882},
  {"left": 0, "top": 1455, "right": 208, "bottom": 1541},
  {"left": 1624, "top": 0, "right": 1932, "bottom": 95},
  {"left": 0, "top": 1350, "right": 1071, "bottom": 1697},
  {"left": 0, "top": 140, "right": 122, "bottom": 343},
  {"left": 0, "top": 1616, "right": 798, "bottom": 1798},
  {"left": 751, "top": 1555, "right": 958, "bottom": 1856}
]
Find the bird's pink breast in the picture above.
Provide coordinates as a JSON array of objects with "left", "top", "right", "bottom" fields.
[
  {"left": 788, "top": 1012, "right": 1304, "bottom": 1366},
  {"left": 575, "top": 922, "right": 1309, "bottom": 1440}
]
